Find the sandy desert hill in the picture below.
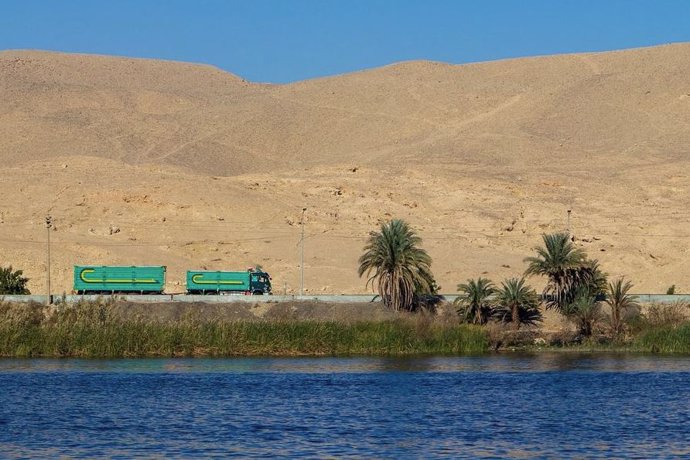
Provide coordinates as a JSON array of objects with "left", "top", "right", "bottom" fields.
[{"left": 0, "top": 44, "right": 689, "bottom": 295}]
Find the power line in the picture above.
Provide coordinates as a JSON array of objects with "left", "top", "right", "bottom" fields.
[{"left": 1, "top": 215, "right": 688, "bottom": 227}]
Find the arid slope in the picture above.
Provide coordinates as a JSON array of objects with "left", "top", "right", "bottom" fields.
[{"left": 1, "top": 45, "right": 689, "bottom": 294}]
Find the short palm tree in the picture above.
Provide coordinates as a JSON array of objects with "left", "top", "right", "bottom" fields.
[
  {"left": 494, "top": 277, "right": 542, "bottom": 329},
  {"left": 358, "top": 219, "right": 434, "bottom": 311},
  {"left": 455, "top": 278, "right": 496, "bottom": 325},
  {"left": 563, "top": 286, "right": 602, "bottom": 336},
  {"left": 524, "top": 232, "right": 592, "bottom": 311},
  {"left": 606, "top": 277, "right": 639, "bottom": 337}
]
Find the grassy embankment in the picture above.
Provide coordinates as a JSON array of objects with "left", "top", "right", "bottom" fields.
[
  {"left": 522, "top": 325, "right": 690, "bottom": 354},
  {"left": 612, "top": 301, "right": 690, "bottom": 353},
  {"left": 497, "top": 300, "right": 690, "bottom": 354},
  {"left": 1, "top": 300, "right": 688, "bottom": 358},
  {"left": 0, "top": 300, "right": 488, "bottom": 358},
  {"left": 633, "top": 324, "right": 690, "bottom": 353}
]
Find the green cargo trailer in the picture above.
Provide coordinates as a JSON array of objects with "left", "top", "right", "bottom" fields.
[
  {"left": 186, "top": 270, "right": 272, "bottom": 295},
  {"left": 74, "top": 265, "right": 166, "bottom": 294}
]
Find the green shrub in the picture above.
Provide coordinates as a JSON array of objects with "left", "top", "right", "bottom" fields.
[
  {"left": 644, "top": 301, "right": 689, "bottom": 327},
  {"left": 634, "top": 323, "right": 690, "bottom": 353},
  {"left": 0, "top": 266, "right": 30, "bottom": 295}
]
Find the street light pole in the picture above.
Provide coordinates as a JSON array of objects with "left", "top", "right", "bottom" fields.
[
  {"left": 300, "top": 207, "right": 306, "bottom": 296},
  {"left": 45, "top": 215, "right": 52, "bottom": 305}
]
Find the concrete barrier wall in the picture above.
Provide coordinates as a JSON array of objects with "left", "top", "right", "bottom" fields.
[
  {"left": 1, "top": 294, "right": 688, "bottom": 304},
  {"left": 629, "top": 294, "right": 690, "bottom": 303},
  {"left": 0, "top": 294, "right": 380, "bottom": 304},
  {"left": 173, "top": 295, "right": 379, "bottom": 303},
  {"left": 64, "top": 295, "right": 173, "bottom": 303},
  {"left": 0, "top": 295, "right": 51, "bottom": 303}
]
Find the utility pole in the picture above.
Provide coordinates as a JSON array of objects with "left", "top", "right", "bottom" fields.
[
  {"left": 45, "top": 215, "right": 52, "bottom": 305},
  {"left": 300, "top": 207, "right": 306, "bottom": 296},
  {"left": 567, "top": 209, "right": 572, "bottom": 233}
]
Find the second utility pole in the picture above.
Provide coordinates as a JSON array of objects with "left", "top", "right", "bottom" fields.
[
  {"left": 45, "top": 215, "right": 52, "bottom": 305},
  {"left": 300, "top": 207, "right": 306, "bottom": 296}
]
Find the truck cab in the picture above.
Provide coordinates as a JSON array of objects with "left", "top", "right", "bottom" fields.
[{"left": 250, "top": 271, "right": 272, "bottom": 295}]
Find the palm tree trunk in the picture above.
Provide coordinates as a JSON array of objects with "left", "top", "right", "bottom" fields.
[
  {"left": 581, "top": 320, "right": 591, "bottom": 337},
  {"left": 512, "top": 303, "right": 520, "bottom": 330},
  {"left": 612, "top": 307, "right": 620, "bottom": 336}
]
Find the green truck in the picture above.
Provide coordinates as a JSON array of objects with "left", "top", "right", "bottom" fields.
[
  {"left": 185, "top": 269, "right": 272, "bottom": 295},
  {"left": 73, "top": 265, "right": 166, "bottom": 294}
]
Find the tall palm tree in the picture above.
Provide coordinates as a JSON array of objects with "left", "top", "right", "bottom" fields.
[
  {"left": 606, "top": 277, "right": 639, "bottom": 337},
  {"left": 524, "top": 232, "right": 592, "bottom": 311},
  {"left": 494, "top": 277, "right": 542, "bottom": 329},
  {"left": 455, "top": 278, "right": 496, "bottom": 325},
  {"left": 358, "top": 219, "right": 434, "bottom": 311}
]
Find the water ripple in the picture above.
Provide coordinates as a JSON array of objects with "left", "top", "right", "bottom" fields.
[{"left": 0, "top": 354, "right": 689, "bottom": 458}]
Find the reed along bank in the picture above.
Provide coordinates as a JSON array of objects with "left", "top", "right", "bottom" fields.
[
  {"left": 1, "top": 299, "right": 688, "bottom": 358},
  {"left": 0, "top": 299, "right": 488, "bottom": 358}
]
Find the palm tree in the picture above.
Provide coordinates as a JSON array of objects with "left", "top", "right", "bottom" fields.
[
  {"left": 358, "top": 219, "right": 434, "bottom": 311},
  {"left": 413, "top": 278, "right": 444, "bottom": 313},
  {"left": 606, "top": 277, "right": 639, "bottom": 337},
  {"left": 494, "top": 277, "right": 542, "bottom": 329},
  {"left": 524, "top": 232, "right": 595, "bottom": 311},
  {"left": 455, "top": 278, "right": 496, "bottom": 325},
  {"left": 579, "top": 257, "right": 608, "bottom": 292},
  {"left": 563, "top": 286, "right": 602, "bottom": 336},
  {"left": 0, "top": 265, "right": 30, "bottom": 295}
]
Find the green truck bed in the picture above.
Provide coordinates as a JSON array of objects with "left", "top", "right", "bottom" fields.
[{"left": 74, "top": 265, "right": 166, "bottom": 294}]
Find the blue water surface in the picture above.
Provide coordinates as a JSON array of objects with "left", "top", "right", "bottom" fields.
[{"left": 0, "top": 354, "right": 688, "bottom": 458}]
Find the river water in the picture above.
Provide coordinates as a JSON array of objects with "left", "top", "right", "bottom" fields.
[{"left": 0, "top": 354, "right": 688, "bottom": 458}]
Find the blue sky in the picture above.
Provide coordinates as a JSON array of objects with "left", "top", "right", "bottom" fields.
[{"left": 1, "top": 0, "right": 689, "bottom": 83}]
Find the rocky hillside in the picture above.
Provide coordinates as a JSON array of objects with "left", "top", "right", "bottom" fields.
[{"left": 1, "top": 44, "right": 689, "bottom": 294}]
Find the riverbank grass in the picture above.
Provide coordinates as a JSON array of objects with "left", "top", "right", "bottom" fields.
[
  {"left": 0, "top": 301, "right": 488, "bottom": 358},
  {"left": 633, "top": 323, "right": 690, "bottom": 353},
  {"left": 2, "top": 300, "right": 689, "bottom": 357}
]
